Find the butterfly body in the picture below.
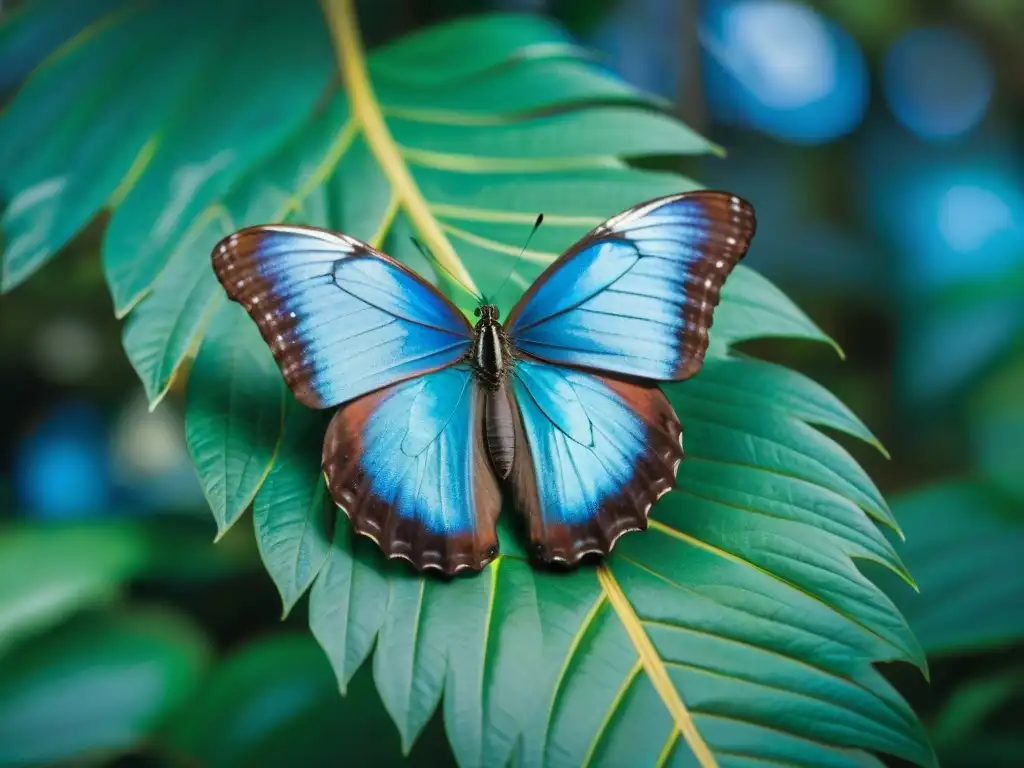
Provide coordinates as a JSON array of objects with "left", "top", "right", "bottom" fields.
[{"left": 211, "top": 191, "right": 756, "bottom": 575}]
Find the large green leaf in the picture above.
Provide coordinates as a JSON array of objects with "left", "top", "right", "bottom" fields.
[
  {"left": 884, "top": 481, "right": 1024, "bottom": 656},
  {"left": 166, "top": 633, "right": 455, "bottom": 767},
  {"left": 0, "top": 608, "right": 210, "bottom": 766},
  {"left": 968, "top": 351, "right": 1024, "bottom": 503},
  {"left": 0, "top": 520, "right": 145, "bottom": 658},
  {"left": 0, "top": 516, "right": 255, "bottom": 658},
  {"left": 927, "top": 667, "right": 1024, "bottom": 768},
  {"left": 0, "top": 2, "right": 934, "bottom": 766}
]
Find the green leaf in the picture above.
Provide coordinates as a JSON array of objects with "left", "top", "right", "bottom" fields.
[
  {"left": 166, "top": 633, "right": 455, "bottom": 767},
  {"left": 930, "top": 668, "right": 1024, "bottom": 753},
  {"left": 0, "top": 517, "right": 258, "bottom": 658},
  {"left": 0, "top": 3, "right": 935, "bottom": 766},
  {"left": 885, "top": 481, "right": 1024, "bottom": 656},
  {"left": 0, "top": 2, "right": 229, "bottom": 292},
  {"left": 376, "top": 57, "right": 661, "bottom": 122},
  {"left": 712, "top": 265, "right": 840, "bottom": 353},
  {"left": 676, "top": 355, "right": 886, "bottom": 454},
  {"left": 186, "top": 300, "right": 286, "bottom": 534},
  {"left": 253, "top": 405, "right": 332, "bottom": 617},
  {"left": 366, "top": 12, "right": 579, "bottom": 85},
  {"left": 0, "top": 520, "right": 146, "bottom": 657},
  {"left": 308, "top": 510, "right": 389, "bottom": 695},
  {"left": 0, "top": 608, "right": 210, "bottom": 767},
  {"left": 101, "top": 0, "right": 335, "bottom": 316},
  {"left": 0, "top": 0, "right": 127, "bottom": 95},
  {"left": 968, "top": 351, "right": 1024, "bottom": 503}
]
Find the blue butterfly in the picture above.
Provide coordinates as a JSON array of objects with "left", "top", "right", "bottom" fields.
[{"left": 212, "top": 191, "right": 756, "bottom": 574}]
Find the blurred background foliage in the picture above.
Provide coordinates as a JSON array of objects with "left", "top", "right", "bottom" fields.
[{"left": 0, "top": 0, "right": 1022, "bottom": 765}]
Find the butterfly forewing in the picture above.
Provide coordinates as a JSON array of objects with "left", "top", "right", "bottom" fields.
[
  {"left": 211, "top": 224, "right": 473, "bottom": 409},
  {"left": 504, "top": 190, "right": 756, "bottom": 382}
]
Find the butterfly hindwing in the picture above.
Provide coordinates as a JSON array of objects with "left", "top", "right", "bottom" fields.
[
  {"left": 212, "top": 225, "right": 473, "bottom": 409},
  {"left": 505, "top": 359, "right": 683, "bottom": 564},
  {"left": 504, "top": 191, "right": 755, "bottom": 382},
  {"left": 323, "top": 365, "right": 501, "bottom": 574}
]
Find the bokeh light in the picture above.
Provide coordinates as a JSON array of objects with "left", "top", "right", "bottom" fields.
[
  {"left": 13, "top": 401, "right": 111, "bottom": 517},
  {"left": 109, "top": 396, "right": 205, "bottom": 512},
  {"left": 31, "top": 316, "right": 102, "bottom": 385},
  {"left": 907, "top": 171, "right": 1024, "bottom": 291},
  {"left": 937, "top": 184, "right": 1016, "bottom": 255},
  {"left": 883, "top": 27, "right": 994, "bottom": 142},
  {"left": 700, "top": 0, "right": 869, "bottom": 144},
  {"left": 856, "top": 122, "right": 1024, "bottom": 293},
  {"left": 589, "top": 0, "right": 682, "bottom": 99}
]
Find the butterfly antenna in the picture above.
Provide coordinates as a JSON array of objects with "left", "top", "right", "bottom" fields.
[
  {"left": 409, "top": 236, "right": 483, "bottom": 303},
  {"left": 492, "top": 213, "right": 543, "bottom": 306}
]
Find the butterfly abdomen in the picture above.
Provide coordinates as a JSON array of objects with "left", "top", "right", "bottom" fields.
[{"left": 484, "top": 385, "right": 515, "bottom": 480}]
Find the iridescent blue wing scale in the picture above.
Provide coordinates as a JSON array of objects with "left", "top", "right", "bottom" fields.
[
  {"left": 212, "top": 225, "right": 473, "bottom": 409},
  {"left": 502, "top": 191, "right": 755, "bottom": 563},
  {"left": 506, "top": 360, "right": 683, "bottom": 564},
  {"left": 505, "top": 191, "right": 756, "bottom": 382},
  {"left": 323, "top": 365, "right": 500, "bottom": 574}
]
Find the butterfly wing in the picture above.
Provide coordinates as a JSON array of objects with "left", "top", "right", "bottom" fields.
[
  {"left": 504, "top": 191, "right": 755, "bottom": 382},
  {"left": 323, "top": 364, "right": 500, "bottom": 574},
  {"left": 504, "top": 359, "right": 683, "bottom": 564},
  {"left": 212, "top": 224, "right": 473, "bottom": 409}
]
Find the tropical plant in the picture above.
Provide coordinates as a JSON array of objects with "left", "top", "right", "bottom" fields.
[
  {"left": 883, "top": 480, "right": 1024, "bottom": 768},
  {"left": 0, "top": 0, "right": 938, "bottom": 765}
]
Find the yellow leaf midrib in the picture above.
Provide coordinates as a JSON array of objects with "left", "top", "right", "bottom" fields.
[
  {"left": 596, "top": 563, "right": 718, "bottom": 768},
  {"left": 321, "top": 0, "right": 479, "bottom": 297}
]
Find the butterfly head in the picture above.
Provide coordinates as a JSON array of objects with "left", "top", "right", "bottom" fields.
[{"left": 473, "top": 304, "right": 500, "bottom": 324}]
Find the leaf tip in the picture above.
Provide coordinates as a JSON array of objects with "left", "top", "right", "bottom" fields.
[
  {"left": 0, "top": 267, "right": 18, "bottom": 295},
  {"left": 831, "top": 338, "right": 847, "bottom": 361},
  {"left": 1, "top": 254, "right": 40, "bottom": 295},
  {"left": 112, "top": 283, "right": 151, "bottom": 320},
  {"left": 399, "top": 736, "right": 414, "bottom": 758},
  {"left": 279, "top": 597, "right": 295, "bottom": 621}
]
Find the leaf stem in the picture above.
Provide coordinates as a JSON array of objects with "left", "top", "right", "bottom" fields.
[
  {"left": 596, "top": 563, "right": 717, "bottom": 768},
  {"left": 321, "top": 0, "right": 479, "bottom": 296}
]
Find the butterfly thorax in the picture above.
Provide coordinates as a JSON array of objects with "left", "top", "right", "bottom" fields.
[{"left": 470, "top": 304, "right": 513, "bottom": 390}]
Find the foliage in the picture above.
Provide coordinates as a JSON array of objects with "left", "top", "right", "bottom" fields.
[
  {"left": 884, "top": 481, "right": 1024, "bottom": 656},
  {"left": 879, "top": 481, "right": 1024, "bottom": 768},
  {"left": 0, "top": 1, "right": 938, "bottom": 765},
  {"left": 0, "top": 517, "right": 453, "bottom": 766},
  {"left": 166, "top": 633, "right": 457, "bottom": 767},
  {"left": 0, "top": 515, "right": 256, "bottom": 656},
  {"left": 0, "top": 608, "right": 209, "bottom": 767}
]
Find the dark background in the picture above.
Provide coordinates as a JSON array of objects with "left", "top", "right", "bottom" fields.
[{"left": 1, "top": 0, "right": 1022, "bottom": 766}]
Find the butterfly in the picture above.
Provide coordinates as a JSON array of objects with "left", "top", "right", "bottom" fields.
[{"left": 211, "top": 190, "right": 756, "bottom": 575}]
